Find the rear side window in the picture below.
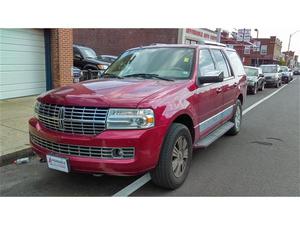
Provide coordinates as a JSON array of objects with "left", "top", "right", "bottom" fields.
[
  {"left": 226, "top": 50, "right": 245, "bottom": 76},
  {"left": 198, "top": 49, "right": 216, "bottom": 76},
  {"left": 211, "top": 49, "right": 230, "bottom": 78}
]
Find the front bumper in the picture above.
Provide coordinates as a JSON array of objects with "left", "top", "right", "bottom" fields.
[
  {"left": 265, "top": 79, "right": 277, "bottom": 85},
  {"left": 281, "top": 76, "right": 290, "bottom": 83},
  {"left": 247, "top": 84, "right": 255, "bottom": 92},
  {"left": 29, "top": 118, "right": 167, "bottom": 176}
]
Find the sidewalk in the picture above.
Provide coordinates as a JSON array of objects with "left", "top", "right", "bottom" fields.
[{"left": 0, "top": 96, "right": 36, "bottom": 159}]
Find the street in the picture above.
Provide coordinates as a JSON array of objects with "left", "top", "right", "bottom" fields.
[{"left": 0, "top": 78, "right": 299, "bottom": 197}]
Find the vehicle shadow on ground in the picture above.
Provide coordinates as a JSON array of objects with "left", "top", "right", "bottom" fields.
[{"left": 0, "top": 157, "right": 140, "bottom": 197}]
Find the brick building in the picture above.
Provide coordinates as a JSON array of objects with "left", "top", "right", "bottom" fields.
[
  {"left": 221, "top": 31, "right": 282, "bottom": 66},
  {"left": 1, "top": 28, "right": 216, "bottom": 100},
  {"left": 73, "top": 28, "right": 217, "bottom": 56}
]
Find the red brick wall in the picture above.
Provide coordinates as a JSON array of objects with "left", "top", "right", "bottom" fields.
[
  {"left": 73, "top": 28, "right": 179, "bottom": 56},
  {"left": 221, "top": 36, "right": 282, "bottom": 66},
  {"left": 51, "top": 29, "right": 73, "bottom": 88}
]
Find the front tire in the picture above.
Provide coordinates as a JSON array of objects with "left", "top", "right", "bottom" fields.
[
  {"left": 151, "top": 123, "right": 193, "bottom": 189},
  {"left": 259, "top": 82, "right": 265, "bottom": 91},
  {"left": 227, "top": 99, "right": 242, "bottom": 136},
  {"left": 251, "top": 84, "right": 257, "bottom": 95}
]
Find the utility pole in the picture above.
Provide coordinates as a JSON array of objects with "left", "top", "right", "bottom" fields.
[
  {"left": 288, "top": 30, "right": 300, "bottom": 52},
  {"left": 254, "top": 28, "right": 259, "bottom": 66},
  {"left": 287, "top": 30, "right": 300, "bottom": 67},
  {"left": 216, "top": 28, "right": 221, "bottom": 43}
]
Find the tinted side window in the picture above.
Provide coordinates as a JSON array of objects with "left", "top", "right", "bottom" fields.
[
  {"left": 211, "top": 49, "right": 230, "bottom": 78},
  {"left": 226, "top": 50, "right": 245, "bottom": 76},
  {"left": 198, "top": 49, "right": 216, "bottom": 76}
]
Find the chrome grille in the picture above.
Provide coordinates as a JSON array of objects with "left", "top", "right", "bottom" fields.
[
  {"left": 36, "top": 102, "right": 108, "bottom": 135},
  {"left": 30, "top": 134, "right": 135, "bottom": 159}
]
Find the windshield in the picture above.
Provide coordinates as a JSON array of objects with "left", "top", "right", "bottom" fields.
[
  {"left": 104, "top": 47, "right": 195, "bottom": 80},
  {"left": 244, "top": 67, "right": 258, "bottom": 77},
  {"left": 79, "top": 47, "right": 97, "bottom": 59},
  {"left": 260, "top": 65, "right": 277, "bottom": 73}
]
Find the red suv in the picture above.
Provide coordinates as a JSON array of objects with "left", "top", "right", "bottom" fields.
[{"left": 29, "top": 42, "right": 247, "bottom": 189}]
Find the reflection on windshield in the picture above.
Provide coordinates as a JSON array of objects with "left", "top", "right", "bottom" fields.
[
  {"left": 104, "top": 47, "right": 195, "bottom": 80},
  {"left": 80, "top": 48, "right": 97, "bottom": 58},
  {"left": 260, "top": 66, "right": 277, "bottom": 73},
  {"left": 245, "top": 68, "right": 258, "bottom": 76}
]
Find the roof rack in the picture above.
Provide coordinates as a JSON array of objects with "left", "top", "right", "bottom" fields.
[
  {"left": 150, "top": 43, "right": 168, "bottom": 45},
  {"left": 199, "top": 40, "right": 226, "bottom": 47}
]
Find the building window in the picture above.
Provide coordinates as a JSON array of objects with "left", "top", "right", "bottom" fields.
[
  {"left": 261, "top": 45, "right": 268, "bottom": 55},
  {"left": 244, "top": 46, "right": 251, "bottom": 54},
  {"left": 185, "top": 39, "right": 197, "bottom": 44}
]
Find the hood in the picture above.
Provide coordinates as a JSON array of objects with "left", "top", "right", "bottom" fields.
[
  {"left": 281, "top": 72, "right": 289, "bottom": 76},
  {"left": 85, "top": 57, "right": 110, "bottom": 65},
  {"left": 246, "top": 76, "right": 258, "bottom": 82},
  {"left": 38, "top": 79, "right": 186, "bottom": 108}
]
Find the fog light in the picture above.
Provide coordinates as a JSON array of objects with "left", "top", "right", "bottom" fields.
[{"left": 112, "top": 148, "right": 124, "bottom": 158}]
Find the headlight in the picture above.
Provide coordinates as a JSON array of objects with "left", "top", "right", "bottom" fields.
[
  {"left": 107, "top": 109, "right": 155, "bottom": 129},
  {"left": 34, "top": 101, "right": 41, "bottom": 117},
  {"left": 98, "top": 64, "right": 108, "bottom": 70}
]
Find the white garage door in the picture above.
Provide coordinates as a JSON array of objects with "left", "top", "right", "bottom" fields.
[{"left": 0, "top": 29, "right": 46, "bottom": 100}]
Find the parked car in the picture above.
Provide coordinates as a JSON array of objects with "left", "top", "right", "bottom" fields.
[
  {"left": 73, "top": 44, "right": 110, "bottom": 78},
  {"left": 29, "top": 42, "right": 247, "bottom": 189},
  {"left": 259, "top": 64, "right": 282, "bottom": 88},
  {"left": 244, "top": 66, "right": 265, "bottom": 94},
  {"left": 293, "top": 67, "right": 300, "bottom": 75},
  {"left": 97, "top": 55, "right": 117, "bottom": 64},
  {"left": 72, "top": 66, "right": 82, "bottom": 83},
  {"left": 279, "top": 66, "right": 292, "bottom": 83}
]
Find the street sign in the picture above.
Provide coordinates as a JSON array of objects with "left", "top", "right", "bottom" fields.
[{"left": 237, "top": 29, "right": 251, "bottom": 42}]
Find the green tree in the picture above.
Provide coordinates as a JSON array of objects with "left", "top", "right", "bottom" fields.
[{"left": 279, "top": 58, "right": 286, "bottom": 66}]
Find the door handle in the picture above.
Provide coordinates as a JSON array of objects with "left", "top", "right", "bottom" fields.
[{"left": 216, "top": 88, "right": 222, "bottom": 94}]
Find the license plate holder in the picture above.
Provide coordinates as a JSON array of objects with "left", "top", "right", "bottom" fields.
[{"left": 46, "top": 155, "right": 70, "bottom": 173}]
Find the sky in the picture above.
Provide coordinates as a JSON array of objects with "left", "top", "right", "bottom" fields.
[{"left": 252, "top": 28, "right": 299, "bottom": 56}]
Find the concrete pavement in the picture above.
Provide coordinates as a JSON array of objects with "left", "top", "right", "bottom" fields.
[{"left": 0, "top": 96, "right": 36, "bottom": 157}]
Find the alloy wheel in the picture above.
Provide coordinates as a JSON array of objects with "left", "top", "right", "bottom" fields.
[
  {"left": 235, "top": 106, "right": 241, "bottom": 131},
  {"left": 172, "top": 136, "right": 188, "bottom": 178}
]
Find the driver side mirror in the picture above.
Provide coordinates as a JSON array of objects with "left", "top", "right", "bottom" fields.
[
  {"left": 259, "top": 73, "right": 264, "bottom": 77},
  {"left": 198, "top": 71, "right": 224, "bottom": 84}
]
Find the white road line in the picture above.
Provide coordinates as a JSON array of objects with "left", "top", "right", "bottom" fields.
[
  {"left": 243, "top": 78, "right": 297, "bottom": 115},
  {"left": 113, "top": 173, "right": 151, "bottom": 197},
  {"left": 113, "top": 78, "right": 297, "bottom": 197}
]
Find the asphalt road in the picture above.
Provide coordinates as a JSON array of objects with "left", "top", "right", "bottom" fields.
[{"left": 1, "top": 78, "right": 299, "bottom": 196}]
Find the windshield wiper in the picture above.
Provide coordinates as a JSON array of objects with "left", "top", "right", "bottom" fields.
[
  {"left": 123, "top": 73, "right": 174, "bottom": 81},
  {"left": 101, "top": 73, "right": 123, "bottom": 79}
]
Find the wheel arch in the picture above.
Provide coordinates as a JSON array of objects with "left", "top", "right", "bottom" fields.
[
  {"left": 171, "top": 113, "right": 195, "bottom": 143},
  {"left": 238, "top": 93, "right": 244, "bottom": 105}
]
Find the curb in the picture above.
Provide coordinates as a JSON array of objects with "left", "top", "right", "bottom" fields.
[{"left": 0, "top": 148, "right": 34, "bottom": 167}]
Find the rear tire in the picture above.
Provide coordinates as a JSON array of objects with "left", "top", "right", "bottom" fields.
[
  {"left": 151, "top": 123, "right": 193, "bottom": 189},
  {"left": 227, "top": 99, "right": 242, "bottom": 136}
]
